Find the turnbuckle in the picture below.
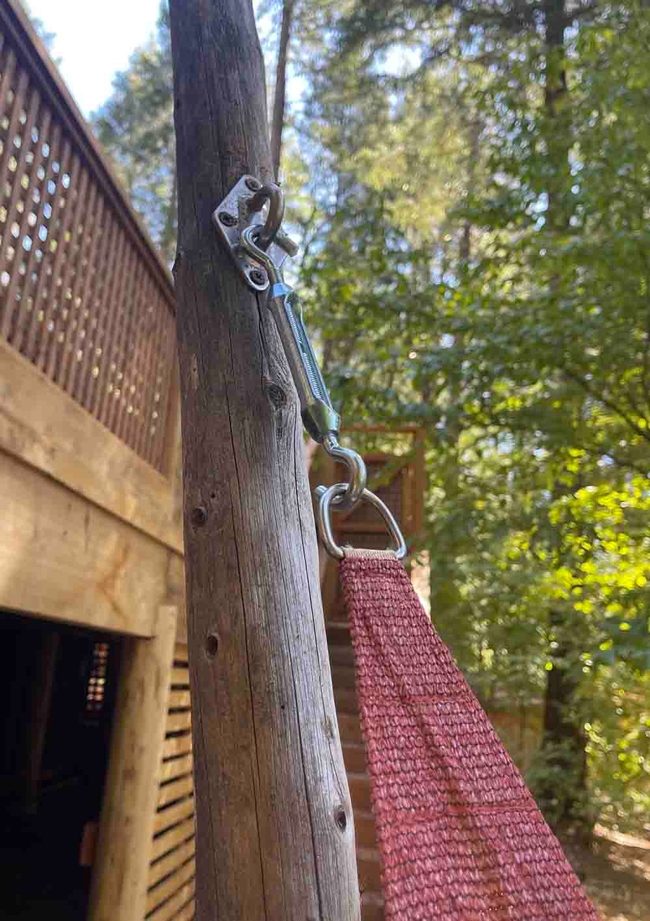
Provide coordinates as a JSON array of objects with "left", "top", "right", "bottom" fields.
[{"left": 214, "top": 177, "right": 407, "bottom": 559}]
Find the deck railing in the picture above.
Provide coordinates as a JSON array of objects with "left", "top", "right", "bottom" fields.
[{"left": 0, "top": 1, "right": 176, "bottom": 473}]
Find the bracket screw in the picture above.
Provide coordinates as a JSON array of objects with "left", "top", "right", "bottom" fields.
[
  {"left": 245, "top": 176, "right": 263, "bottom": 192},
  {"left": 218, "top": 211, "right": 236, "bottom": 227},
  {"left": 250, "top": 268, "right": 266, "bottom": 286}
]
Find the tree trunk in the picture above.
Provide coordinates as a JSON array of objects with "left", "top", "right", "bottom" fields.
[
  {"left": 537, "top": 610, "right": 588, "bottom": 835},
  {"left": 537, "top": 0, "right": 590, "bottom": 837},
  {"left": 271, "top": 0, "right": 295, "bottom": 180},
  {"left": 160, "top": 159, "right": 177, "bottom": 265},
  {"left": 168, "top": 2, "right": 360, "bottom": 919},
  {"left": 543, "top": 0, "right": 571, "bottom": 231},
  {"left": 429, "top": 115, "right": 480, "bottom": 668}
]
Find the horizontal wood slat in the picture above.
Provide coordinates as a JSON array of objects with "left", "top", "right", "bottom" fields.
[
  {"left": 173, "top": 643, "right": 188, "bottom": 664},
  {"left": 146, "top": 859, "right": 195, "bottom": 915},
  {"left": 157, "top": 775, "right": 194, "bottom": 808},
  {"left": 166, "top": 710, "right": 191, "bottom": 734},
  {"left": 0, "top": 336, "right": 183, "bottom": 553},
  {"left": 151, "top": 817, "right": 195, "bottom": 863},
  {"left": 148, "top": 839, "right": 196, "bottom": 889},
  {"left": 146, "top": 881, "right": 195, "bottom": 921},
  {"left": 154, "top": 798, "right": 195, "bottom": 836},
  {"left": 170, "top": 902, "right": 194, "bottom": 921},
  {"left": 170, "top": 666, "right": 189, "bottom": 686},
  {"left": 168, "top": 689, "right": 190, "bottom": 709},
  {"left": 158, "top": 754, "right": 193, "bottom": 783},
  {"left": 148, "top": 642, "right": 196, "bottom": 920},
  {"left": 161, "top": 734, "right": 192, "bottom": 760}
]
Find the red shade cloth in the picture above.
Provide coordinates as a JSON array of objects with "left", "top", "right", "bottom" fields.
[{"left": 340, "top": 551, "right": 600, "bottom": 920}]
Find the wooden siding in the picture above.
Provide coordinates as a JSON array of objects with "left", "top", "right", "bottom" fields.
[{"left": 147, "top": 642, "right": 195, "bottom": 921}]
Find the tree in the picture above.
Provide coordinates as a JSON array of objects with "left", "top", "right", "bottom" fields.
[
  {"left": 294, "top": 0, "right": 650, "bottom": 837},
  {"left": 20, "top": 0, "right": 56, "bottom": 53},
  {"left": 270, "top": 0, "right": 296, "bottom": 178},
  {"left": 92, "top": 3, "right": 176, "bottom": 263}
]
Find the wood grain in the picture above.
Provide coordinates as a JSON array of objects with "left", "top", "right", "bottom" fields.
[
  {"left": 0, "top": 336, "right": 183, "bottom": 553},
  {"left": 150, "top": 816, "right": 195, "bottom": 862},
  {"left": 169, "top": 1, "right": 360, "bottom": 918},
  {"left": 154, "top": 797, "right": 195, "bottom": 836},
  {"left": 0, "top": 449, "right": 177, "bottom": 636},
  {"left": 88, "top": 606, "right": 177, "bottom": 921}
]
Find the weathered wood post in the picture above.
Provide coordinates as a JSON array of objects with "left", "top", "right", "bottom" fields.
[{"left": 168, "top": 2, "right": 360, "bottom": 919}]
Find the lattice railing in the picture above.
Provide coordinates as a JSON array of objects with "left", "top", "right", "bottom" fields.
[{"left": 0, "top": 5, "right": 176, "bottom": 472}]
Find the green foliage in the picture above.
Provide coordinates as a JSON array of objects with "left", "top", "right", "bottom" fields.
[
  {"left": 92, "top": 0, "right": 650, "bottom": 837},
  {"left": 291, "top": 0, "right": 650, "bottom": 835},
  {"left": 92, "top": 3, "right": 176, "bottom": 263},
  {"left": 20, "top": 0, "right": 56, "bottom": 54}
]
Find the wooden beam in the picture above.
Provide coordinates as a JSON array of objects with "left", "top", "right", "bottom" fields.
[
  {"left": 0, "top": 338, "right": 183, "bottom": 554},
  {"left": 88, "top": 606, "right": 177, "bottom": 921},
  {"left": 0, "top": 450, "right": 176, "bottom": 637},
  {"left": 169, "top": 1, "right": 360, "bottom": 918}
]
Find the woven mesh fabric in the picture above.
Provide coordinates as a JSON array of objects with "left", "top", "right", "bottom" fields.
[{"left": 340, "top": 553, "right": 600, "bottom": 920}]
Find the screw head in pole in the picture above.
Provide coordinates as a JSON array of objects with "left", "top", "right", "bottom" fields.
[
  {"left": 249, "top": 268, "right": 267, "bottom": 286},
  {"left": 218, "top": 211, "right": 237, "bottom": 227},
  {"left": 245, "top": 176, "right": 263, "bottom": 192}
]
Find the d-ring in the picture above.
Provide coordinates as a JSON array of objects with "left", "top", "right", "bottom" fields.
[
  {"left": 315, "top": 484, "right": 407, "bottom": 561},
  {"left": 247, "top": 184, "right": 285, "bottom": 250}
]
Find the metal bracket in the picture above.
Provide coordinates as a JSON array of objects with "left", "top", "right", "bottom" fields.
[{"left": 212, "top": 175, "right": 298, "bottom": 292}]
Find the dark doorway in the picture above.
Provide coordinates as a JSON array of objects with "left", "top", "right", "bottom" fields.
[{"left": 0, "top": 611, "right": 121, "bottom": 920}]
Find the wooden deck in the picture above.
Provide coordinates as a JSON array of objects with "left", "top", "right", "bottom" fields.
[{"left": 0, "top": 5, "right": 189, "bottom": 921}]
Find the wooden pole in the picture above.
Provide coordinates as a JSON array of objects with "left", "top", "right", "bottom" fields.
[
  {"left": 88, "top": 607, "right": 177, "bottom": 921},
  {"left": 168, "top": 2, "right": 360, "bottom": 920}
]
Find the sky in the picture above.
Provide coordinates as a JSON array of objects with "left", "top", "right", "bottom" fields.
[{"left": 27, "top": 0, "right": 162, "bottom": 116}]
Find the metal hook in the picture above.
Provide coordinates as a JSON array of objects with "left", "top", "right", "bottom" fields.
[
  {"left": 322, "top": 436, "right": 367, "bottom": 511},
  {"left": 240, "top": 225, "right": 283, "bottom": 284},
  {"left": 247, "top": 184, "right": 285, "bottom": 250}
]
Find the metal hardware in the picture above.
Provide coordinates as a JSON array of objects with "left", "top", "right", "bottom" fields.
[
  {"left": 212, "top": 176, "right": 297, "bottom": 292},
  {"left": 315, "top": 484, "right": 408, "bottom": 561},
  {"left": 240, "top": 225, "right": 284, "bottom": 285},
  {"left": 321, "top": 436, "right": 367, "bottom": 511},
  {"left": 249, "top": 268, "right": 267, "bottom": 286},
  {"left": 240, "top": 224, "right": 368, "bottom": 512},
  {"left": 247, "top": 184, "right": 285, "bottom": 250},
  {"left": 214, "top": 174, "right": 405, "bottom": 554}
]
